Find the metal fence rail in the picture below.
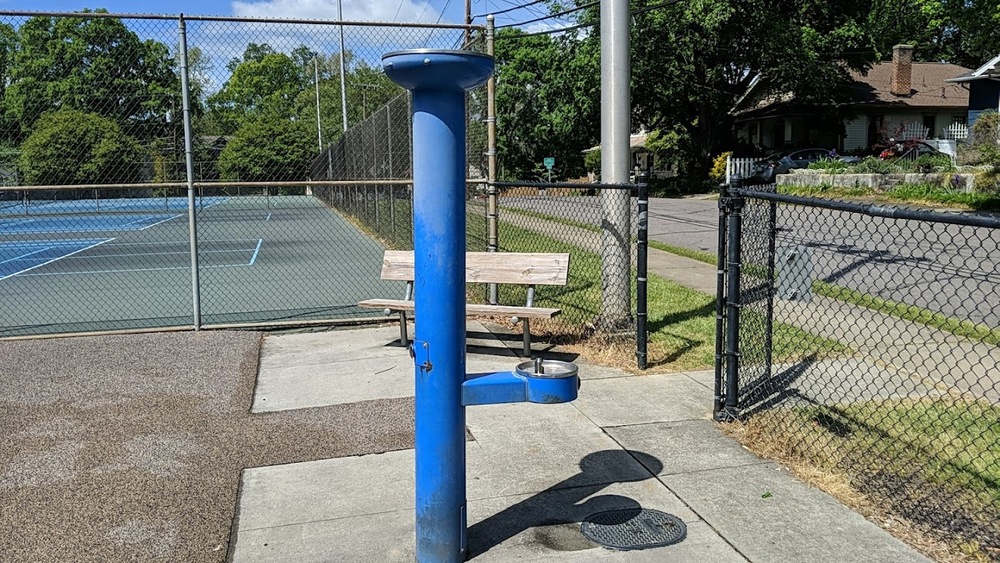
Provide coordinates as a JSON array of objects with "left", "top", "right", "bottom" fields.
[
  {"left": 0, "top": 10, "right": 484, "bottom": 337},
  {"left": 716, "top": 181, "right": 1000, "bottom": 557}
]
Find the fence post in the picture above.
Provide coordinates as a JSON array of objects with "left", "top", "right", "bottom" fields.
[
  {"left": 721, "top": 175, "right": 744, "bottom": 420},
  {"left": 178, "top": 14, "right": 202, "bottom": 330},
  {"left": 636, "top": 176, "right": 649, "bottom": 369},
  {"left": 764, "top": 192, "right": 777, "bottom": 378},
  {"left": 485, "top": 15, "right": 499, "bottom": 304},
  {"left": 713, "top": 179, "right": 729, "bottom": 419}
]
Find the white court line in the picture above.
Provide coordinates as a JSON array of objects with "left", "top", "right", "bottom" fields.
[
  {"left": 0, "top": 238, "right": 115, "bottom": 281},
  {"left": 136, "top": 214, "right": 183, "bottom": 230},
  {"left": 265, "top": 213, "right": 271, "bottom": 222},
  {"left": 51, "top": 248, "right": 257, "bottom": 260},
  {"left": 0, "top": 245, "right": 55, "bottom": 265},
  {"left": 248, "top": 238, "right": 263, "bottom": 265},
  {"left": 17, "top": 263, "right": 250, "bottom": 277},
  {"left": 2, "top": 218, "right": 36, "bottom": 229}
]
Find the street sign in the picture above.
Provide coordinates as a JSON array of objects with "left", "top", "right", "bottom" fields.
[{"left": 543, "top": 157, "right": 555, "bottom": 170}]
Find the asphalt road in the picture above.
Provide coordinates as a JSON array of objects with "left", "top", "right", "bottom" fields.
[{"left": 500, "top": 195, "right": 1000, "bottom": 328}]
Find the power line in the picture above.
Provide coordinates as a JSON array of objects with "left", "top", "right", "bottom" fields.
[
  {"left": 496, "top": 0, "right": 598, "bottom": 29},
  {"left": 472, "top": 0, "right": 547, "bottom": 18},
  {"left": 434, "top": 0, "right": 456, "bottom": 24},
  {"left": 496, "top": 0, "right": 686, "bottom": 39},
  {"left": 392, "top": 0, "right": 406, "bottom": 22}
]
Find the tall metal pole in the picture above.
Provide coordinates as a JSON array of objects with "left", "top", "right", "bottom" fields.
[
  {"left": 178, "top": 15, "right": 202, "bottom": 330},
  {"left": 713, "top": 180, "right": 729, "bottom": 419},
  {"left": 636, "top": 177, "right": 648, "bottom": 369},
  {"left": 464, "top": 0, "right": 472, "bottom": 46},
  {"left": 383, "top": 50, "right": 494, "bottom": 563},
  {"left": 599, "top": 0, "right": 632, "bottom": 330},
  {"left": 337, "top": 0, "right": 349, "bottom": 132},
  {"left": 314, "top": 57, "right": 323, "bottom": 153},
  {"left": 485, "top": 15, "right": 499, "bottom": 304}
]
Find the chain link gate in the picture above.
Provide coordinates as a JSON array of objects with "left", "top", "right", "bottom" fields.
[{"left": 715, "top": 177, "right": 1000, "bottom": 556}]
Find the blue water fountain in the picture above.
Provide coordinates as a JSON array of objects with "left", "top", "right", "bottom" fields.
[{"left": 382, "top": 49, "right": 580, "bottom": 562}]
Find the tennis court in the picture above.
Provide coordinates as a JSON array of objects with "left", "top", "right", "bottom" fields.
[{"left": 0, "top": 193, "right": 398, "bottom": 337}]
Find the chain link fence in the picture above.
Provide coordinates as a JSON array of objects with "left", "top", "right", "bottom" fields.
[
  {"left": 717, "top": 182, "right": 1000, "bottom": 558},
  {"left": 0, "top": 10, "right": 483, "bottom": 336}
]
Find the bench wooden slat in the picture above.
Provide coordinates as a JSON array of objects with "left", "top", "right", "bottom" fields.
[
  {"left": 358, "top": 299, "right": 561, "bottom": 319},
  {"left": 380, "top": 250, "right": 570, "bottom": 286}
]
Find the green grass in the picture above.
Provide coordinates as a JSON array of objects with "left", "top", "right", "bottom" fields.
[
  {"left": 333, "top": 192, "right": 846, "bottom": 371},
  {"left": 814, "top": 281, "right": 1000, "bottom": 346},
  {"left": 499, "top": 205, "right": 600, "bottom": 233},
  {"left": 495, "top": 219, "right": 844, "bottom": 371},
  {"left": 749, "top": 398, "right": 1000, "bottom": 544},
  {"left": 648, "top": 240, "right": 717, "bottom": 265}
]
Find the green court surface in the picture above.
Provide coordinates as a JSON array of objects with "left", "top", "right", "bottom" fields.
[{"left": 0, "top": 195, "right": 399, "bottom": 337}]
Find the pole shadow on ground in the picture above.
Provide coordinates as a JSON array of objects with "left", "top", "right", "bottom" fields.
[{"left": 466, "top": 449, "right": 664, "bottom": 557}]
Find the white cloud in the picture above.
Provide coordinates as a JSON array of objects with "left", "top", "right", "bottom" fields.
[{"left": 231, "top": 0, "right": 437, "bottom": 24}]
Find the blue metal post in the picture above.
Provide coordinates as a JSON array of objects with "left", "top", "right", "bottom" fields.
[{"left": 383, "top": 50, "right": 494, "bottom": 563}]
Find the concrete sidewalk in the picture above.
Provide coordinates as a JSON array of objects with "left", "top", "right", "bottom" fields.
[{"left": 228, "top": 323, "right": 929, "bottom": 562}]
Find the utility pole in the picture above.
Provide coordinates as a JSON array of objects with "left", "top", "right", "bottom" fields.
[
  {"left": 599, "top": 0, "right": 632, "bottom": 331},
  {"left": 314, "top": 57, "right": 323, "bottom": 152},
  {"left": 337, "top": 0, "right": 349, "bottom": 132},
  {"left": 464, "top": 0, "right": 472, "bottom": 46}
]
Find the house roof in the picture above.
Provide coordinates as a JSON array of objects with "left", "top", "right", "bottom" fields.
[
  {"left": 846, "top": 61, "right": 970, "bottom": 108},
  {"left": 733, "top": 60, "right": 971, "bottom": 117},
  {"left": 946, "top": 53, "right": 1000, "bottom": 83},
  {"left": 583, "top": 132, "right": 649, "bottom": 153}
]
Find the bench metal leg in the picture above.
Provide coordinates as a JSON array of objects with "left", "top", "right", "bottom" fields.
[
  {"left": 399, "top": 311, "right": 409, "bottom": 347},
  {"left": 522, "top": 318, "right": 531, "bottom": 357}
]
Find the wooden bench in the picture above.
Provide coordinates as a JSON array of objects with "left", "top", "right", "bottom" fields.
[{"left": 358, "top": 250, "right": 571, "bottom": 356}]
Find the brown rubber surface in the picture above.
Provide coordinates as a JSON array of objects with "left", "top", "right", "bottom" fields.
[{"left": 0, "top": 330, "right": 415, "bottom": 562}]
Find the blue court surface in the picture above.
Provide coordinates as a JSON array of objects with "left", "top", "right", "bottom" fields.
[
  {"left": 0, "top": 239, "right": 112, "bottom": 279},
  {"left": 0, "top": 196, "right": 228, "bottom": 216},
  {"left": 0, "top": 214, "right": 181, "bottom": 235}
]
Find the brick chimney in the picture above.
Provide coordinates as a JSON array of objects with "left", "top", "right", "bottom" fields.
[{"left": 891, "top": 44, "right": 914, "bottom": 96}]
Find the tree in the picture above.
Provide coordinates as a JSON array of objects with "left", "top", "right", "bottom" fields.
[
  {"left": 217, "top": 115, "right": 314, "bottom": 181},
  {"left": 494, "top": 28, "right": 600, "bottom": 180},
  {"left": 1, "top": 12, "right": 177, "bottom": 145},
  {"left": 588, "top": 0, "right": 880, "bottom": 178},
  {"left": 867, "top": 0, "right": 1000, "bottom": 68},
  {"left": 19, "top": 109, "right": 145, "bottom": 185},
  {"left": 207, "top": 45, "right": 306, "bottom": 135}
]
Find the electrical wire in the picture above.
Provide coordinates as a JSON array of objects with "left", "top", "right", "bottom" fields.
[
  {"left": 472, "top": 0, "right": 547, "bottom": 19},
  {"left": 434, "top": 0, "right": 456, "bottom": 24},
  {"left": 392, "top": 0, "right": 406, "bottom": 21},
  {"left": 497, "top": 0, "right": 686, "bottom": 39},
  {"left": 496, "top": 0, "right": 598, "bottom": 29}
]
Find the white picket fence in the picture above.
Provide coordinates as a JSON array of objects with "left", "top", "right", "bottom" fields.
[{"left": 726, "top": 156, "right": 757, "bottom": 184}]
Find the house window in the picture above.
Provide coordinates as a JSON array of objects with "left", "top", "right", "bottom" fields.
[
  {"left": 749, "top": 122, "right": 759, "bottom": 144},
  {"left": 952, "top": 115, "right": 967, "bottom": 125}
]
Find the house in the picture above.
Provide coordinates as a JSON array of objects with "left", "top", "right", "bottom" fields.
[
  {"left": 732, "top": 45, "right": 971, "bottom": 152},
  {"left": 582, "top": 131, "right": 676, "bottom": 182},
  {"left": 945, "top": 53, "right": 1000, "bottom": 129}
]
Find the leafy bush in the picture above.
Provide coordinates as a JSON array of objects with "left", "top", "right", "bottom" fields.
[
  {"left": 970, "top": 111, "right": 1000, "bottom": 165},
  {"left": 19, "top": 109, "right": 145, "bottom": 185},
  {"left": 218, "top": 115, "right": 314, "bottom": 181},
  {"left": 914, "top": 153, "right": 955, "bottom": 173},
  {"left": 583, "top": 149, "right": 601, "bottom": 175},
  {"left": 709, "top": 151, "right": 731, "bottom": 182},
  {"left": 853, "top": 156, "right": 895, "bottom": 174},
  {"left": 807, "top": 158, "right": 850, "bottom": 172}
]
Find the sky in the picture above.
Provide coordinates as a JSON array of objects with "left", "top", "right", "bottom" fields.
[{"left": 0, "top": 0, "right": 569, "bottom": 30}]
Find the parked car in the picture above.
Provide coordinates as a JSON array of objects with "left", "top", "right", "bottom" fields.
[{"left": 748, "top": 148, "right": 860, "bottom": 184}]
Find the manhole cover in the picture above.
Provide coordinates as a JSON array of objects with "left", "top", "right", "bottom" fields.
[{"left": 580, "top": 508, "right": 686, "bottom": 551}]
